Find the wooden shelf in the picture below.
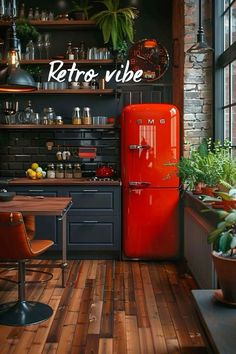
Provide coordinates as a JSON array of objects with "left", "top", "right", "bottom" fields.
[
  {"left": 0, "top": 124, "right": 115, "bottom": 129},
  {"left": 15, "top": 89, "right": 115, "bottom": 95},
  {"left": 0, "top": 59, "right": 115, "bottom": 65},
  {"left": 0, "top": 20, "right": 96, "bottom": 30}
]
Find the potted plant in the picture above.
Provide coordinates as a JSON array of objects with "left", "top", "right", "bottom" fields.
[
  {"left": 91, "top": 0, "right": 138, "bottom": 52},
  {"left": 16, "top": 20, "right": 39, "bottom": 54},
  {"left": 204, "top": 203, "right": 236, "bottom": 303},
  {"left": 68, "top": 0, "right": 93, "bottom": 20}
]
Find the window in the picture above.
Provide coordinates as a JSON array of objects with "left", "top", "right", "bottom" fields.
[{"left": 215, "top": 0, "right": 236, "bottom": 144}]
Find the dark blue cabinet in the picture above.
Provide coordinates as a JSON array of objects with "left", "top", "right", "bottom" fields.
[{"left": 7, "top": 184, "right": 121, "bottom": 258}]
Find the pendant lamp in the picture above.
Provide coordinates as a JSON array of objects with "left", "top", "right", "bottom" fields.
[
  {"left": 186, "top": 0, "right": 213, "bottom": 54},
  {"left": 0, "top": 17, "right": 36, "bottom": 92}
]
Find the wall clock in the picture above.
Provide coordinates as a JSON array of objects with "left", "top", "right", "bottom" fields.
[{"left": 128, "top": 39, "right": 169, "bottom": 81}]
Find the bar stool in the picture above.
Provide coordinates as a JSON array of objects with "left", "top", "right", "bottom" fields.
[{"left": 0, "top": 212, "right": 54, "bottom": 326}]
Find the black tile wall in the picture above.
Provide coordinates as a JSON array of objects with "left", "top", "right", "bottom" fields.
[{"left": 0, "top": 128, "right": 120, "bottom": 178}]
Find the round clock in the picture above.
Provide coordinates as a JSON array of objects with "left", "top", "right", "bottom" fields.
[{"left": 128, "top": 39, "right": 169, "bottom": 81}]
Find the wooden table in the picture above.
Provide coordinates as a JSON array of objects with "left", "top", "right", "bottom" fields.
[
  {"left": 192, "top": 289, "right": 236, "bottom": 354},
  {"left": 0, "top": 195, "right": 72, "bottom": 286}
]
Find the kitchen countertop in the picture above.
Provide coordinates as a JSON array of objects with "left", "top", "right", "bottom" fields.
[{"left": 8, "top": 178, "right": 122, "bottom": 186}]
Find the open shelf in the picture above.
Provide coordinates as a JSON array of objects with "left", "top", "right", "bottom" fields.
[
  {"left": 0, "top": 20, "right": 96, "bottom": 30},
  {"left": 15, "top": 89, "right": 115, "bottom": 95},
  {"left": 0, "top": 124, "right": 115, "bottom": 129},
  {"left": 0, "top": 59, "right": 115, "bottom": 65}
]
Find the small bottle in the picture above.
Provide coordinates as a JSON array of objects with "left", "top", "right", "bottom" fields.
[
  {"left": 25, "top": 40, "right": 35, "bottom": 60},
  {"left": 73, "top": 47, "right": 79, "bottom": 60},
  {"left": 72, "top": 107, "right": 81, "bottom": 125},
  {"left": 90, "top": 79, "right": 98, "bottom": 90},
  {"left": 25, "top": 100, "right": 34, "bottom": 123},
  {"left": 82, "top": 107, "right": 92, "bottom": 125},
  {"left": 55, "top": 116, "right": 63, "bottom": 125},
  {"left": 56, "top": 163, "right": 64, "bottom": 178},
  {"left": 34, "top": 7, "right": 40, "bottom": 20},
  {"left": 28, "top": 7, "right": 33, "bottom": 20},
  {"left": 79, "top": 41, "right": 86, "bottom": 59},
  {"left": 65, "top": 163, "right": 73, "bottom": 178},
  {"left": 49, "top": 11, "right": 54, "bottom": 20},
  {"left": 19, "top": 3, "right": 25, "bottom": 18},
  {"left": 73, "top": 163, "right": 82, "bottom": 179},
  {"left": 47, "top": 163, "right": 55, "bottom": 179},
  {"left": 66, "top": 41, "right": 74, "bottom": 60}
]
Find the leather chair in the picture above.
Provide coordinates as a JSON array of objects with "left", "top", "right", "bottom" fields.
[{"left": 0, "top": 212, "right": 54, "bottom": 326}]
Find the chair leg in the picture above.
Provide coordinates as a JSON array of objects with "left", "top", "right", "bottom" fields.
[{"left": 0, "top": 261, "right": 53, "bottom": 326}]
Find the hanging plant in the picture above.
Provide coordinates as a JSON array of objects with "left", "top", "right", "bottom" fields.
[{"left": 91, "top": 0, "right": 138, "bottom": 51}]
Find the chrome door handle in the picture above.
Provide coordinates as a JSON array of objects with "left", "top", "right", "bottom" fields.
[
  {"left": 129, "top": 144, "right": 150, "bottom": 150},
  {"left": 129, "top": 181, "right": 151, "bottom": 187},
  {"left": 82, "top": 221, "right": 98, "bottom": 223}
]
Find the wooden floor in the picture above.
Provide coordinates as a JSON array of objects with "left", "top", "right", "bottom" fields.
[{"left": 0, "top": 260, "right": 207, "bottom": 354}]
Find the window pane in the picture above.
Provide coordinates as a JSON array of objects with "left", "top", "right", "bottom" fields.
[
  {"left": 231, "top": 106, "right": 236, "bottom": 144},
  {"left": 231, "top": 1, "right": 236, "bottom": 44},
  {"left": 224, "top": 65, "right": 230, "bottom": 107},
  {"left": 225, "top": 0, "right": 230, "bottom": 10},
  {"left": 224, "top": 9, "right": 230, "bottom": 49},
  {"left": 224, "top": 107, "right": 230, "bottom": 139},
  {"left": 232, "top": 60, "right": 236, "bottom": 104}
]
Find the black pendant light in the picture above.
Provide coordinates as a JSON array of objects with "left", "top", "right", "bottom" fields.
[
  {"left": 0, "top": 5, "right": 36, "bottom": 93},
  {"left": 186, "top": 0, "right": 213, "bottom": 54}
]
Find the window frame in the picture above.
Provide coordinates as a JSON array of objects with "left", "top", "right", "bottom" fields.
[{"left": 214, "top": 0, "right": 236, "bottom": 141}]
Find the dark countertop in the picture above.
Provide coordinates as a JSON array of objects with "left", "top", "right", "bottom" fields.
[
  {"left": 192, "top": 289, "right": 236, "bottom": 354},
  {"left": 8, "top": 178, "right": 122, "bottom": 186}
]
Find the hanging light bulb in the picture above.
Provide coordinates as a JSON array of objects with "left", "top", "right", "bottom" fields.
[
  {"left": 186, "top": 0, "right": 213, "bottom": 54},
  {"left": 0, "top": 10, "right": 36, "bottom": 92}
]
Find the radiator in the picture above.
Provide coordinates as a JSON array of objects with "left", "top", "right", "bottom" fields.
[{"left": 184, "top": 207, "right": 217, "bottom": 289}]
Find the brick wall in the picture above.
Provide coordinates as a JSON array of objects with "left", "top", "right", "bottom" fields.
[{"left": 184, "top": 0, "right": 213, "bottom": 153}]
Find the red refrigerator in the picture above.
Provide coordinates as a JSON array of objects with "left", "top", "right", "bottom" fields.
[{"left": 121, "top": 103, "right": 180, "bottom": 259}]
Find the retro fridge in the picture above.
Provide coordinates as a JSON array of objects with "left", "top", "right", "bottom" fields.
[{"left": 121, "top": 103, "right": 180, "bottom": 259}]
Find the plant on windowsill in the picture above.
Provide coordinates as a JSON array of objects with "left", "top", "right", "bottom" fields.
[
  {"left": 170, "top": 138, "right": 236, "bottom": 195},
  {"left": 203, "top": 200, "right": 236, "bottom": 304},
  {"left": 91, "top": 0, "right": 138, "bottom": 55}
]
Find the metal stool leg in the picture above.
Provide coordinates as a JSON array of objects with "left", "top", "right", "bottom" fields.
[{"left": 0, "top": 261, "right": 53, "bottom": 326}]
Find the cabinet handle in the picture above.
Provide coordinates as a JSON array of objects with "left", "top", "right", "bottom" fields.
[
  {"left": 83, "top": 190, "right": 99, "bottom": 192},
  {"left": 82, "top": 221, "right": 98, "bottom": 223},
  {"left": 28, "top": 189, "right": 44, "bottom": 192}
]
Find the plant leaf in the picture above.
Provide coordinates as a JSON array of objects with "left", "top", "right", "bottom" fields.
[
  {"left": 225, "top": 212, "right": 236, "bottom": 223},
  {"left": 219, "top": 232, "right": 233, "bottom": 253}
]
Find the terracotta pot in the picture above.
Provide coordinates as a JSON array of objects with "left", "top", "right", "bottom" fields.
[
  {"left": 201, "top": 186, "right": 217, "bottom": 197},
  {"left": 212, "top": 252, "right": 236, "bottom": 303}
]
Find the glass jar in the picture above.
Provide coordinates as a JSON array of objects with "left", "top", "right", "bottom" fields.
[
  {"left": 73, "top": 47, "right": 79, "bottom": 60},
  {"left": 65, "top": 163, "right": 73, "bottom": 178},
  {"left": 56, "top": 163, "right": 64, "bottom": 178},
  {"left": 55, "top": 116, "right": 63, "bottom": 125},
  {"left": 72, "top": 107, "right": 81, "bottom": 125},
  {"left": 82, "top": 107, "right": 92, "bottom": 125},
  {"left": 47, "top": 163, "right": 55, "bottom": 179},
  {"left": 44, "top": 107, "right": 55, "bottom": 125},
  {"left": 73, "top": 163, "right": 82, "bottom": 179}
]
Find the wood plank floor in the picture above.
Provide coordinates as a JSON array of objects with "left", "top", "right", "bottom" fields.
[{"left": 0, "top": 260, "right": 208, "bottom": 354}]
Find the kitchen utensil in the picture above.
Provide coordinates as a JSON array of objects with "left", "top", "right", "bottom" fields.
[
  {"left": 0, "top": 191, "right": 15, "bottom": 202},
  {"left": 78, "top": 147, "right": 97, "bottom": 159},
  {"left": 95, "top": 165, "right": 114, "bottom": 178}
]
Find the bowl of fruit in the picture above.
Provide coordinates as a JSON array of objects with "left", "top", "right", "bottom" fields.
[{"left": 26, "top": 163, "right": 46, "bottom": 180}]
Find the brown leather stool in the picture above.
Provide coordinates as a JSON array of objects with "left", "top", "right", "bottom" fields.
[{"left": 0, "top": 212, "right": 54, "bottom": 326}]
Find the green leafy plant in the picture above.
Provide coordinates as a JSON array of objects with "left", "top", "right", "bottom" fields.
[
  {"left": 91, "top": 0, "right": 138, "bottom": 50},
  {"left": 203, "top": 201, "right": 236, "bottom": 256},
  {"left": 23, "top": 65, "right": 43, "bottom": 81},
  {"left": 16, "top": 20, "right": 39, "bottom": 51},
  {"left": 71, "top": 0, "right": 93, "bottom": 19},
  {"left": 171, "top": 138, "right": 236, "bottom": 189}
]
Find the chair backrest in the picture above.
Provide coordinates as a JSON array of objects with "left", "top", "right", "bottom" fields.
[{"left": 0, "top": 212, "right": 34, "bottom": 260}]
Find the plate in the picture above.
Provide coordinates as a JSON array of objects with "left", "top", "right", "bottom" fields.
[
  {"left": 213, "top": 289, "right": 236, "bottom": 307},
  {"left": 0, "top": 192, "right": 15, "bottom": 202}
]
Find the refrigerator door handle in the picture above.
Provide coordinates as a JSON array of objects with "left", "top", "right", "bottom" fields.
[
  {"left": 128, "top": 144, "right": 150, "bottom": 150},
  {"left": 129, "top": 181, "right": 151, "bottom": 188}
]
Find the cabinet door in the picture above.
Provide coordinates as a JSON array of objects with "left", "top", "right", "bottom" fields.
[
  {"left": 7, "top": 186, "right": 60, "bottom": 250},
  {"left": 67, "top": 215, "right": 120, "bottom": 251}
]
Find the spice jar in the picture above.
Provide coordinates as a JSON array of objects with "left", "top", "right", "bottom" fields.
[
  {"left": 72, "top": 107, "right": 82, "bottom": 125},
  {"left": 82, "top": 107, "right": 92, "bottom": 125},
  {"left": 65, "top": 163, "right": 73, "bottom": 178},
  {"left": 55, "top": 116, "right": 63, "bottom": 125},
  {"left": 56, "top": 163, "right": 64, "bottom": 178},
  {"left": 73, "top": 163, "right": 82, "bottom": 178},
  {"left": 47, "top": 163, "right": 55, "bottom": 179}
]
